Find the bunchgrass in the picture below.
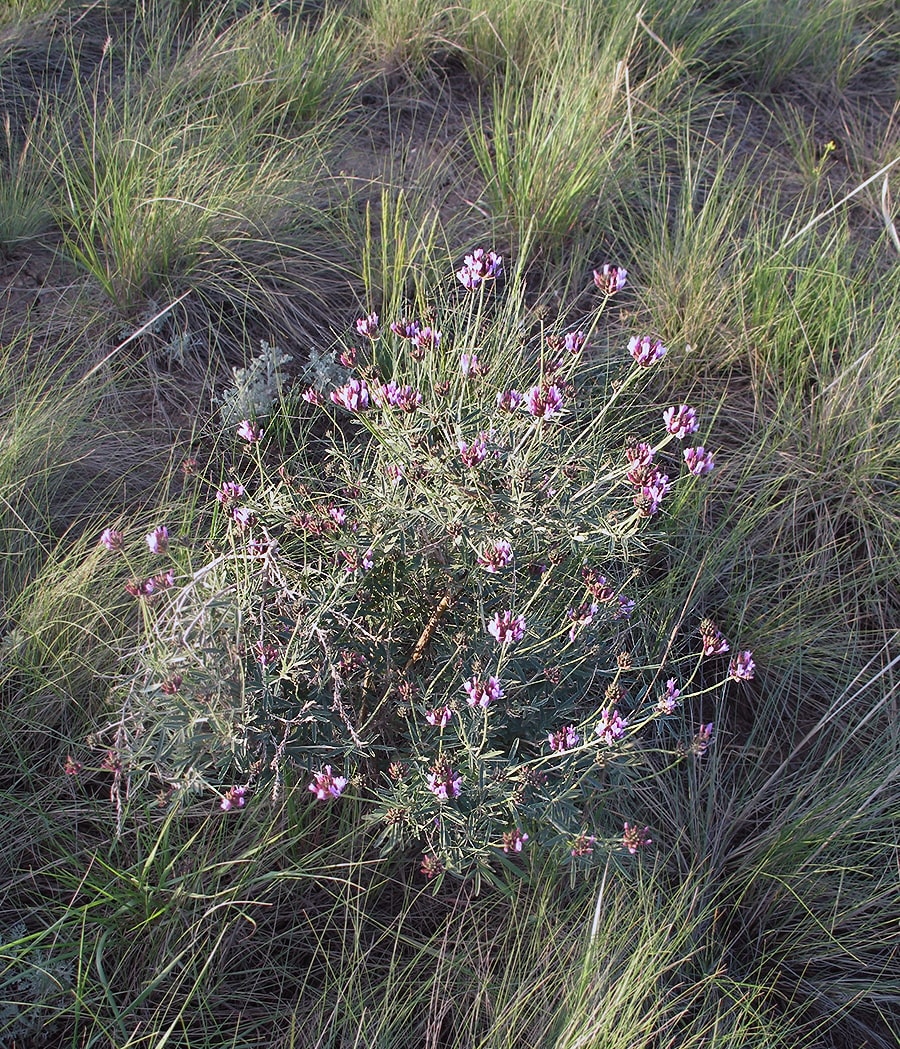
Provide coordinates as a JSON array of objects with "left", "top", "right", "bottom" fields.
[{"left": 2, "top": 0, "right": 900, "bottom": 1045}]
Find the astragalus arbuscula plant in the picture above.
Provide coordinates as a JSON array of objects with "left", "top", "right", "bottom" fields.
[{"left": 93, "top": 249, "right": 756, "bottom": 877}]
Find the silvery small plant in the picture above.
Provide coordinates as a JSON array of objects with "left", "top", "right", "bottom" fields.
[
  {"left": 0, "top": 922, "right": 74, "bottom": 1048},
  {"left": 94, "top": 251, "right": 755, "bottom": 880},
  {"left": 217, "top": 339, "right": 293, "bottom": 429}
]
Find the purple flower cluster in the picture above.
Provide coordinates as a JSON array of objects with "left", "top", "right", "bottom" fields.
[
  {"left": 254, "top": 641, "right": 279, "bottom": 667},
  {"left": 663, "top": 404, "right": 699, "bottom": 439},
  {"left": 593, "top": 264, "right": 627, "bottom": 295},
  {"left": 502, "top": 828, "right": 529, "bottom": 853},
  {"left": 340, "top": 548, "right": 374, "bottom": 574},
  {"left": 146, "top": 526, "right": 169, "bottom": 555},
  {"left": 425, "top": 705, "right": 453, "bottom": 728},
  {"left": 700, "top": 618, "right": 729, "bottom": 657},
  {"left": 477, "top": 540, "right": 513, "bottom": 573},
  {"left": 564, "top": 330, "right": 588, "bottom": 355},
  {"left": 463, "top": 675, "right": 504, "bottom": 708},
  {"left": 390, "top": 318, "right": 420, "bottom": 340},
  {"left": 525, "top": 384, "right": 564, "bottom": 420},
  {"left": 459, "top": 434, "right": 488, "bottom": 467},
  {"left": 356, "top": 312, "right": 379, "bottom": 338},
  {"left": 457, "top": 248, "right": 502, "bottom": 290},
  {"left": 308, "top": 765, "right": 348, "bottom": 801},
  {"left": 331, "top": 378, "right": 370, "bottom": 412},
  {"left": 548, "top": 725, "right": 580, "bottom": 752},
  {"left": 567, "top": 601, "right": 599, "bottom": 642},
  {"left": 216, "top": 482, "right": 245, "bottom": 506},
  {"left": 571, "top": 833, "right": 596, "bottom": 857},
  {"left": 684, "top": 446, "right": 715, "bottom": 476},
  {"left": 372, "top": 381, "right": 422, "bottom": 411},
  {"left": 496, "top": 388, "right": 522, "bottom": 412},
  {"left": 729, "top": 650, "right": 756, "bottom": 681},
  {"left": 237, "top": 420, "right": 263, "bottom": 443},
  {"left": 487, "top": 610, "right": 525, "bottom": 645},
  {"left": 427, "top": 762, "right": 462, "bottom": 801},
  {"left": 460, "top": 352, "right": 487, "bottom": 378},
  {"left": 582, "top": 567, "right": 615, "bottom": 602},
  {"left": 693, "top": 723, "right": 715, "bottom": 756},
  {"left": 220, "top": 786, "right": 247, "bottom": 812},
  {"left": 628, "top": 335, "right": 667, "bottom": 367},
  {"left": 624, "top": 444, "right": 671, "bottom": 517},
  {"left": 100, "top": 527, "right": 124, "bottom": 552},
  {"left": 657, "top": 678, "right": 681, "bottom": 714},
  {"left": 595, "top": 707, "right": 627, "bottom": 745},
  {"left": 414, "top": 327, "right": 441, "bottom": 357}
]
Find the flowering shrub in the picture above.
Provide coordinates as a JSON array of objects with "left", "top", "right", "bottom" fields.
[{"left": 95, "top": 250, "right": 755, "bottom": 877}]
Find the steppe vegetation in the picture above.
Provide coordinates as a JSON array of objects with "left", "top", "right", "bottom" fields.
[{"left": 1, "top": 0, "right": 899, "bottom": 1045}]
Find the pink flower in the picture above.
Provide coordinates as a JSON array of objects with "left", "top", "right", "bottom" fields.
[
  {"left": 237, "top": 419, "right": 263, "bottom": 443},
  {"left": 628, "top": 335, "right": 667, "bottom": 367},
  {"left": 729, "top": 650, "right": 756, "bottom": 681},
  {"left": 302, "top": 386, "right": 324, "bottom": 406},
  {"left": 496, "top": 389, "right": 522, "bottom": 412},
  {"left": 548, "top": 725, "right": 580, "bottom": 752},
  {"left": 356, "top": 312, "right": 379, "bottom": 338},
  {"left": 593, "top": 264, "right": 627, "bottom": 295},
  {"left": 614, "top": 594, "right": 635, "bottom": 619},
  {"left": 386, "top": 463, "right": 404, "bottom": 485},
  {"left": 425, "top": 706, "right": 453, "bottom": 728},
  {"left": 153, "top": 568, "right": 176, "bottom": 589},
  {"left": 308, "top": 765, "right": 348, "bottom": 801},
  {"left": 427, "top": 764, "right": 462, "bottom": 801},
  {"left": 460, "top": 352, "right": 486, "bottom": 378},
  {"left": 582, "top": 567, "right": 615, "bottom": 602},
  {"left": 421, "top": 853, "right": 444, "bottom": 879},
  {"left": 459, "top": 435, "right": 488, "bottom": 467},
  {"left": 339, "top": 548, "right": 373, "bottom": 574},
  {"left": 462, "top": 675, "right": 504, "bottom": 708},
  {"left": 700, "top": 619, "right": 729, "bottom": 656},
  {"left": 457, "top": 248, "right": 502, "bottom": 290},
  {"left": 525, "top": 384, "right": 563, "bottom": 420},
  {"left": 657, "top": 678, "right": 681, "bottom": 714},
  {"left": 663, "top": 405, "right": 699, "bottom": 439},
  {"left": 330, "top": 378, "right": 370, "bottom": 412},
  {"left": 595, "top": 708, "right": 627, "bottom": 745},
  {"left": 329, "top": 505, "right": 346, "bottom": 525},
  {"left": 564, "top": 330, "right": 587, "bottom": 355},
  {"left": 220, "top": 786, "right": 247, "bottom": 812},
  {"left": 502, "top": 828, "right": 529, "bottom": 853},
  {"left": 216, "top": 481, "right": 245, "bottom": 505},
  {"left": 145, "top": 526, "right": 169, "bottom": 554},
  {"left": 487, "top": 610, "right": 525, "bottom": 645},
  {"left": 100, "top": 527, "right": 124, "bottom": 552},
  {"left": 232, "top": 506, "right": 256, "bottom": 529},
  {"left": 373, "top": 382, "right": 422, "bottom": 411},
  {"left": 684, "top": 446, "right": 715, "bottom": 476},
  {"left": 621, "top": 822, "right": 651, "bottom": 854},
  {"left": 413, "top": 327, "right": 441, "bottom": 355},
  {"left": 567, "top": 601, "right": 599, "bottom": 642},
  {"left": 390, "top": 318, "right": 421, "bottom": 340},
  {"left": 634, "top": 474, "right": 671, "bottom": 517},
  {"left": 477, "top": 540, "right": 513, "bottom": 573},
  {"left": 693, "top": 722, "right": 715, "bottom": 756}
]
